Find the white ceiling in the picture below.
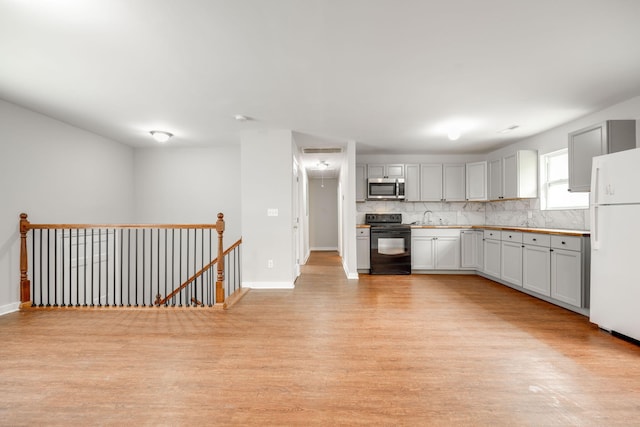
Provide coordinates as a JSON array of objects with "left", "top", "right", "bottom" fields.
[{"left": 2, "top": 1, "right": 640, "bottom": 177}]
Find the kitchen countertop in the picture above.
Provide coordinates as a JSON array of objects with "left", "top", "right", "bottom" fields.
[{"left": 356, "top": 223, "right": 590, "bottom": 236}]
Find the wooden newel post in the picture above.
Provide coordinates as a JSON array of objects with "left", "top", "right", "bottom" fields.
[
  {"left": 215, "top": 213, "right": 225, "bottom": 303},
  {"left": 19, "top": 213, "right": 31, "bottom": 305}
]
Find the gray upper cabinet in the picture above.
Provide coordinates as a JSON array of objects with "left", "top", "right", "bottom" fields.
[
  {"left": 488, "top": 159, "right": 503, "bottom": 200},
  {"left": 367, "top": 164, "right": 405, "bottom": 179},
  {"left": 488, "top": 150, "right": 538, "bottom": 200},
  {"left": 405, "top": 164, "right": 421, "bottom": 202},
  {"left": 465, "top": 161, "right": 487, "bottom": 201},
  {"left": 568, "top": 120, "right": 636, "bottom": 192}
]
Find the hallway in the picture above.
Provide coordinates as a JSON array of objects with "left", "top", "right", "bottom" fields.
[{"left": 1, "top": 251, "right": 639, "bottom": 426}]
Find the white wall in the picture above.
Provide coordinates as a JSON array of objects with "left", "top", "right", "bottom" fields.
[
  {"left": 240, "top": 129, "right": 295, "bottom": 288},
  {"left": 340, "top": 140, "right": 358, "bottom": 279},
  {"left": 133, "top": 146, "right": 241, "bottom": 244},
  {"left": 0, "top": 99, "right": 134, "bottom": 314},
  {"left": 308, "top": 178, "right": 338, "bottom": 250}
]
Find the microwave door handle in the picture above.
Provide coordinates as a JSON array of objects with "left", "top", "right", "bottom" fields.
[{"left": 396, "top": 180, "right": 400, "bottom": 197}]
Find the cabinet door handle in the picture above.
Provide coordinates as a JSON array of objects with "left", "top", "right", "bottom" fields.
[
  {"left": 561, "top": 241, "right": 566, "bottom": 245},
  {"left": 532, "top": 238, "right": 537, "bottom": 241},
  {"left": 550, "top": 249, "right": 554, "bottom": 252}
]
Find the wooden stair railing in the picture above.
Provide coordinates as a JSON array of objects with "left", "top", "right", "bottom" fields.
[
  {"left": 154, "top": 237, "right": 242, "bottom": 306},
  {"left": 19, "top": 212, "right": 242, "bottom": 308}
]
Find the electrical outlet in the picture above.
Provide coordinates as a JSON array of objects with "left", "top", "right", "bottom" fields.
[{"left": 267, "top": 259, "right": 274, "bottom": 268}]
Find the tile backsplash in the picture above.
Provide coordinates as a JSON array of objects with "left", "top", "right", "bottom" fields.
[{"left": 356, "top": 199, "right": 589, "bottom": 230}]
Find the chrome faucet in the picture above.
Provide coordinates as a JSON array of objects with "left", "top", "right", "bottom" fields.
[{"left": 422, "top": 210, "right": 433, "bottom": 225}]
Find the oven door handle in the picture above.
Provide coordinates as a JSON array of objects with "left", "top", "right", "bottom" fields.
[{"left": 372, "top": 231, "right": 409, "bottom": 237}]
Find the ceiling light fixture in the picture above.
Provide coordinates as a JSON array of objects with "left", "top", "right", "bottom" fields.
[
  {"left": 317, "top": 161, "right": 329, "bottom": 170},
  {"left": 234, "top": 114, "right": 250, "bottom": 122},
  {"left": 447, "top": 129, "right": 461, "bottom": 141},
  {"left": 498, "top": 125, "right": 520, "bottom": 134},
  {"left": 149, "top": 130, "right": 173, "bottom": 143}
]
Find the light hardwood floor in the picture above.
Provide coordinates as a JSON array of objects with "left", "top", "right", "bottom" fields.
[{"left": 1, "top": 251, "right": 639, "bottom": 426}]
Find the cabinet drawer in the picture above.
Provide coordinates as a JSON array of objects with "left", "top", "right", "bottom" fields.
[
  {"left": 501, "top": 231, "right": 522, "bottom": 243},
  {"left": 523, "top": 233, "right": 550, "bottom": 247},
  {"left": 484, "top": 230, "right": 500, "bottom": 240},
  {"left": 357, "top": 228, "right": 370, "bottom": 237},
  {"left": 551, "top": 235, "right": 581, "bottom": 251}
]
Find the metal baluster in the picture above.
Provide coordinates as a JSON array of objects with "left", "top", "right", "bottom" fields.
[
  {"left": 53, "top": 229, "right": 58, "bottom": 307},
  {"left": 208, "top": 229, "right": 212, "bottom": 306},
  {"left": 142, "top": 229, "right": 146, "bottom": 307},
  {"left": 38, "top": 229, "right": 43, "bottom": 307},
  {"left": 156, "top": 228, "right": 160, "bottom": 306},
  {"left": 171, "top": 229, "right": 175, "bottom": 306},
  {"left": 127, "top": 229, "right": 131, "bottom": 307},
  {"left": 120, "top": 229, "right": 123, "bottom": 307},
  {"left": 179, "top": 229, "right": 182, "bottom": 307},
  {"left": 97, "top": 229, "right": 101, "bottom": 307},
  {"left": 164, "top": 229, "right": 168, "bottom": 307},
  {"left": 90, "top": 229, "right": 95, "bottom": 307},
  {"left": 105, "top": 229, "right": 108, "bottom": 307},
  {"left": 135, "top": 229, "right": 139, "bottom": 307},
  {"left": 76, "top": 230, "right": 80, "bottom": 307},
  {"left": 60, "top": 229, "right": 65, "bottom": 307},
  {"left": 45, "top": 229, "right": 50, "bottom": 307},
  {"left": 186, "top": 229, "right": 190, "bottom": 306},
  {"left": 83, "top": 229, "right": 87, "bottom": 307}
]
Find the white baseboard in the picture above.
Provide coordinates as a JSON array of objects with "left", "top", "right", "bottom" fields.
[
  {"left": 310, "top": 247, "right": 339, "bottom": 251},
  {"left": 242, "top": 281, "right": 295, "bottom": 289},
  {"left": 342, "top": 260, "right": 359, "bottom": 280},
  {"left": 0, "top": 302, "right": 20, "bottom": 316}
]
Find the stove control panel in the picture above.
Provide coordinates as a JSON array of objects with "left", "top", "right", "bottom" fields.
[{"left": 365, "top": 213, "right": 402, "bottom": 225}]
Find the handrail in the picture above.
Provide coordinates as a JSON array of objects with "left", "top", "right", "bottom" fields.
[
  {"left": 155, "top": 237, "right": 242, "bottom": 306},
  {"left": 25, "top": 224, "right": 219, "bottom": 230},
  {"left": 18, "top": 212, "right": 241, "bottom": 308}
]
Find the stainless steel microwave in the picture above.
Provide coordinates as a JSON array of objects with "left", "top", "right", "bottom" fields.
[{"left": 367, "top": 178, "right": 405, "bottom": 200}]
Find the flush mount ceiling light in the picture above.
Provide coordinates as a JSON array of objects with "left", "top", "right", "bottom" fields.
[
  {"left": 149, "top": 130, "right": 173, "bottom": 143},
  {"left": 498, "top": 125, "right": 520, "bottom": 134},
  {"left": 317, "top": 161, "right": 329, "bottom": 170},
  {"left": 447, "top": 129, "right": 461, "bottom": 141},
  {"left": 234, "top": 114, "right": 250, "bottom": 122}
]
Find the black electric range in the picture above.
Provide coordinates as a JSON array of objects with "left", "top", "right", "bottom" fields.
[{"left": 365, "top": 213, "right": 411, "bottom": 275}]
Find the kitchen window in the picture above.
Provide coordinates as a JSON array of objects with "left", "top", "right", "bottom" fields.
[{"left": 541, "top": 149, "right": 589, "bottom": 210}]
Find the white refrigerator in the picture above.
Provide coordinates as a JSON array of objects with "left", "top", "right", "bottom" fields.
[{"left": 590, "top": 147, "right": 640, "bottom": 342}]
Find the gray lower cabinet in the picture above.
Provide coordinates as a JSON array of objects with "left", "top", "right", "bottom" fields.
[
  {"left": 523, "top": 244, "right": 551, "bottom": 296},
  {"left": 461, "top": 230, "right": 484, "bottom": 270},
  {"left": 411, "top": 229, "right": 460, "bottom": 270},
  {"left": 483, "top": 231, "right": 501, "bottom": 277},
  {"left": 500, "top": 231, "right": 523, "bottom": 286},
  {"left": 356, "top": 228, "right": 370, "bottom": 270},
  {"left": 550, "top": 235, "right": 585, "bottom": 307},
  {"left": 481, "top": 230, "right": 589, "bottom": 312}
]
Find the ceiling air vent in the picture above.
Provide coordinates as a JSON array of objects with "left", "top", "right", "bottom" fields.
[{"left": 302, "top": 148, "right": 343, "bottom": 154}]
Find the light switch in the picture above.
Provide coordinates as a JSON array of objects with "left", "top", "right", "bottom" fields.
[{"left": 267, "top": 208, "right": 279, "bottom": 217}]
